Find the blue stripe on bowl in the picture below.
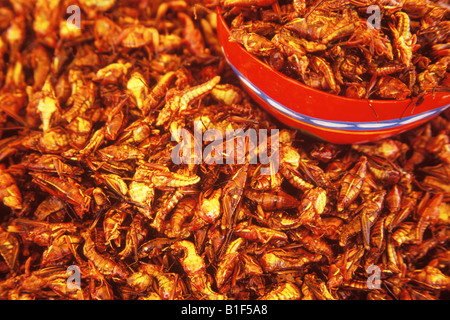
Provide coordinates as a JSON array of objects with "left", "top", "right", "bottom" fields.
[{"left": 227, "top": 59, "right": 450, "bottom": 132}]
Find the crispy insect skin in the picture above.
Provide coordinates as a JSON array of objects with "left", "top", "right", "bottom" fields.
[
  {"left": 258, "top": 282, "right": 301, "bottom": 300},
  {"left": 230, "top": 28, "right": 277, "bottom": 57},
  {"left": 409, "top": 266, "right": 450, "bottom": 290},
  {"left": 289, "top": 227, "right": 335, "bottom": 262},
  {"left": 215, "top": 238, "right": 245, "bottom": 289},
  {"left": 359, "top": 190, "right": 386, "bottom": 250},
  {"left": 0, "top": 228, "right": 20, "bottom": 271},
  {"left": 279, "top": 165, "right": 314, "bottom": 191},
  {"left": 30, "top": 173, "right": 88, "bottom": 218},
  {"left": 81, "top": 230, "right": 130, "bottom": 279},
  {"left": 259, "top": 248, "right": 322, "bottom": 272},
  {"left": 222, "top": 0, "right": 278, "bottom": 7},
  {"left": 1, "top": 0, "right": 449, "bottom": 301},
  {"left": 234, "top": 221, "right": 288, "bottom": 244},
  {"left": 297, "top": 187, "right": 327, "bottom": 227},
  {"left": 244, "top": 189, "right": 300, "bottom": 211},
  {"left": 144, "top": 71, "right": 176, "bottom": 115},
  {"left": 339, "top": 190, "right": 386, "bottom": 248},
  {"left": 156, "top": 76, "right": 221, "bottom": 127},
  {"left": 41, "top": 234, "right": 83, "bottom": 267},
  {"left": 416, "top": 192, "right": 444, "bottom": 243},
  {"left": 0, "top": 165, "right": 22, "bottom": 211},
  {"left": 163, "top": 197, "right": 197, "bottom": 239},
  {"left": 138, "top": 238, "right": 176, "bottom": 260},
  {"left": 97, "top": 145, "right": 145, "bottom": 162},
  {"left": 221, "top": 164, "right": 249, "bottom": 232},
  {"left": 170, "top": 240, "right": 226, "bottom": 300},
  {"left": 198, "top": 188, "right": 223, "bottom": 224},
  {"left": 151, "top": 189, "right": 186, "bottom": 233},
  {"left": 7, "top": 219, "right": 78, "bottom": 247},
  {"left": 144, "top": 264, "right": 187, "bottom": 300},
  {"left": 327, "top": 244, "right": 365, "bottom": 289},
  {"left": 388, "top": 192, "right": 417, "bottom": 232},
  {"left": 178, "top": 12, "right": 207, "bottom": 57},
  {"left": 336, "top": 155, "right": 367, "bottom": 212}
]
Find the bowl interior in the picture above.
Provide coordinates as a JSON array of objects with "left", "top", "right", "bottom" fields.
[{"left": 216, "top": 7, "right": 450, "bottom": 125}]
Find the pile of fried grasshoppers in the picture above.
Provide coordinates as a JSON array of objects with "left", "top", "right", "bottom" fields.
[
  {"left": 220, "top": 0, "right": 449, "bottom": 100},
  {"left": 0, "top": 0, "right": 449, "bottom": 300}
]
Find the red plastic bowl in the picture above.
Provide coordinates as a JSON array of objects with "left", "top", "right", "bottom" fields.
[{"left": 216, "top": 7, "right": 450, "bottom": 144}]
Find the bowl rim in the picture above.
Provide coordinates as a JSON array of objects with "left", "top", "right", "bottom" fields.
[{"left": 227, "top": 59, "right": 449, "bottom": 131}]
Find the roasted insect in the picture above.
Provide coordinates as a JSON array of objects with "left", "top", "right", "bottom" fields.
[{"left": 0, "top": 0, "right": 448, "bottom": 302}]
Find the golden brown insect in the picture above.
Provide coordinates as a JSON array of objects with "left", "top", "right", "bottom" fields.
[
  {"left": 352, "top": 139, "right": 409, "bottom": 162},
  {"left": 339, "top": 190, "right": 385, "bottom": 248},
  {"left": 272, "top": 29, "right": 308, "bottom": 78},
  {"left": 360, "top": 190, "right": 386, "bottom": 249},
  {"left": 389, "top": 11, "right": 416, "bottom": 68},
  {"left": 0, "top": 264, "right": 78, "bottom": 299},
  {"left": 250, "top": 168, "right": 284, "bottom": 190},
  {"left": 244, "top": 189, "right": 300, "bottom": 211},
  {"left": 197, "top": 188, "right": 223, "bottom": 224},
  {"left": 0, "top": 0, "right": 448, "bottom": 301},
  {"left": 377, "top": 76, "right": 412, "bottom": 100},
  {"left": 178, "top": 12, "right": 207, "bottom": 57},
  {"left": 170, "top": 240, "right": 226, "bottom": 299},
  {"left": 93, "top": 61, "right": 132, "bottom": 85},
  {"left": 164, "top": 197, "right": 197, "bottom": 239},
  {"left": 41, "top": 234, "right": 83, "bottom": 267},
  {"left": 409, "top": 266, "right": 450, "bottom": 290},
  {"left": 0, "top": 227, "right": 20, "bottom": 271},
  {"left": 215, "top": 237, "right": 245, "bottom": 289},
  {"left": 63, "top": 80, "right": 96, "bottom": 124},
  {"left": 151, "top": 189, "right": 187, "bottom": 233},
  {"left": 222, "top": 0, "right": 279, "bottom": 6},
  {"left": 279, "top": 165, "right": 315, "bottom": 191},
  {"left": 129, "top": 263, "right": 187, "bottom": 300},
  {"left": 82, "top": 229, "right": 130, "bottom": 279},
  {"left": 138, "top": 238, "right": 176, "bottom": 260},
  {"left": 310, "top": 56, "right": 339, "bottom": 94},
  {"left": 297, "top": 187, "right": 327, "bottom": 226},
  {"left": 0, "top": 164, "right": 22, "bottom": 211},
  {"left": 221, "top": 164, "right": 249, "bottom": 233},
  {"left": 258, "top": 282, "right": 301, "bottom": 300},
  {"left": 391, "top": 222, "right": 416, "bottom": 246},
  {"left": 143, "top": 71, "right": 176, "bottom": 115},
  {"left": 32, "top": 0, "right": 60, "bottom": 48},
  {"left": 156, "top": 75, "right": 221, "bottom": 127},
  {"left": 385, "top": 185, "right": 402, "bottom": 215},
  {"left": 21, "top": 153, "right": 84, "bottom": 177},
  {"left": 230, "top": 28, "right": 278, "bottom": 57},
  {"left": 259, "top": 247, "right": 322, "bottom": 272},
  {"left": 103, "top": 205, "right": 128, "bottom": 247},
  {"left": 289, "top": 227, "right": 335, "bottom": 262},
  {"left": 31, "top": 173, "right": 88, "bottom": 219},
  {"left": 7, "top": 219, "right": 78, "bottom": 248},
  {"left": 117, "top": 24, "right": 160, "bottom": 50},
  {"left": 416, "top": 192, "right": 444, "bottom": 243},
  {"left": 94, "top": 15, "right": 122, "bottom": 53},
  {"left": 388, "top": 192, "right": 418, "bottom": 232},
  {"left": 234, "top": 221, "right": 288, "bottom": 244},
  {"left": 336, "top": 155, "right": 367, "bottom": 212},
  {"left": 327, "top": 244, "right": 365, "bottom": 289}
]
